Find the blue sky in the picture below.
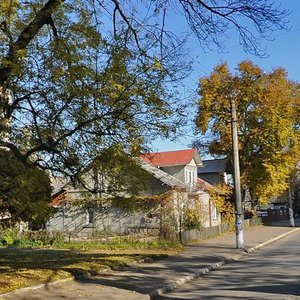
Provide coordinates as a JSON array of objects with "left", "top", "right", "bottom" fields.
[{"left": 151, "top": 0, "right": 300, "bottom": 153}]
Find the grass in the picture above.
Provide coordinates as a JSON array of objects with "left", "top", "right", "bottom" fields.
[{"left": 0, "top": 240, "right": 183, "bottom": 294}]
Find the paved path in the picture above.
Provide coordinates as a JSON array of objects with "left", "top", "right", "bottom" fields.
[
  {"left": 1, "top": 221, "right": 299, "bottom": 300},
  {"left": 156, "top": 226, "right": 300, "bottom": 299}
]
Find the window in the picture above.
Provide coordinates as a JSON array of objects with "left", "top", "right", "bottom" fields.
[
  {"left": 87, "top": 207, "right": 95, "bottom": 225},
  {"left": 186, "top": 169, "right": 196, "bottom": 188},
  {"left": 212, "top": 205, "right": 218, "bottom": 220}
]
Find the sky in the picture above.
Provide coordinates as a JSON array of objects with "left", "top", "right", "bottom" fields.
[{"left": 151, "top": 0, "right": 300, "bottom": 154}]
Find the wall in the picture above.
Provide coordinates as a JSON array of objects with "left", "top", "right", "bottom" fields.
[
  {"left": 47, "top": 190, "right": 221, "bottom": 239},
  {"left": 197, "top": 192, "right": 221, "bottom": 228},
  {"left": 46, "top": 202, "right": 161, "bottom": 237},
  {"left": 160, "top": 165, "right": 185, "bottom": 183},
  {"left": 161, "top": 159, "right": 198, "bottom": 189}
]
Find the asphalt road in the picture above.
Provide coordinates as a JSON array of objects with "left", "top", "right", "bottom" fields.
[{"left": 157, "top": 229, "right": 300, "bottom": 300}]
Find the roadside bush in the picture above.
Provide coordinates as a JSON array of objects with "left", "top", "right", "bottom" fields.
[
  {"left": 12, "top": 238, "right": 36, "bottom": 247},
  {"left": 0, "top": 228, "right": 19, "bottom": 246},
  {"left": 182, "top": 207, "right": 202, "bottom": 230},
  {"left": 0, "top": 229, "right": 65, "bottom": 248},
  {"left": 21, "top": 230, "right": 65, "bottom": 246}
]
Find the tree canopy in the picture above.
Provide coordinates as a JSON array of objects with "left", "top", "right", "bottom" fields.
[
  {"left": 0, "top": 149, "right": 53, "bottom": 227},
  {"left": 196, "top": 61, "right": 300, "bottom": 204},
  {"left": 0, "top": 1, "right": 289, "bottom": 189}
]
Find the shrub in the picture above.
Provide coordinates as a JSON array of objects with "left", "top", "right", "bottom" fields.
[
  {"left": 21, "top": 230, "right": 65, "bottom": 246},
  {"left": 182, "top": 207, "right": 202, "bottom": 230},
  {"left": 0, "top": 228, "right": 19, "bottom": 246}
]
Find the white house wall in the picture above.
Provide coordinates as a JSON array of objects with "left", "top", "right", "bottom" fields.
[{"left": 198, "top": 193, "right": 221, "bottom": 227}]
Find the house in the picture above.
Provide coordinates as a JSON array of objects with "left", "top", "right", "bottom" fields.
[
  {"left": 141, "top": 149, "right": 202, "bottom": 190},
  {"left": 141, "top": 149, "right": 221, "bottom": 228},
  {"left": 46, "top": 149, "right": 221, "bottom": 238},
  {"left": 197, "top": 158, "right": 229, "bottom": 185}
]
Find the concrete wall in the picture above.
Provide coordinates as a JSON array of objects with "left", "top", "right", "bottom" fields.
[{"left": 46, "top": 203, "right": 161, "bottom": 237}]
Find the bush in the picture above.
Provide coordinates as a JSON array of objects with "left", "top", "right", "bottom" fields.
[
  {"left": 0, "top": 229, "right": 65, "bottom": 248},
  {"left": 0, "top": 228, "right": 19, "bottom": 246},
  {"left": 12, "top": 238, "right": 36, "bottom": 247},
  {"left": 182, "top": 208, "right": 202, "bottom": 230},
  {"left": 21, "top": 230, "right": 65, "bottom": 246}
]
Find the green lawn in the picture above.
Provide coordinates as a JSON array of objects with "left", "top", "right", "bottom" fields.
[{"left": 0, "top": 240, "right": 183, "bottom": 294}]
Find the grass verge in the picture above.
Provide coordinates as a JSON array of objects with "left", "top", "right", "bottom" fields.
[{"left": 0, "top": 240, "right": 183, "bottom": 294}]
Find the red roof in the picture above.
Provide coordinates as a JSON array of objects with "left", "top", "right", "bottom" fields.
[
  {"left": 49, "top": 191, "right": 67, "bottom": 207},
  {"left": 141, "top": 149, "right": 201, "bottom": 167}
]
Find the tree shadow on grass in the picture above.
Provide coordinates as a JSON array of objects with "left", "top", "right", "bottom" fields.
[{"left": 0, "top": 246, "right": 168, "bottom": 294}]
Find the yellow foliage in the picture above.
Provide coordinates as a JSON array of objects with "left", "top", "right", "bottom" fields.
[
  {"left": 209, "top": 184, "right": 235, "bottom": 229},
  {"left": 197, "top": 60, "right": 300, "bottom": 205},
  {"left": 0, "top": 0, "right": 18, "bottom": 20}
]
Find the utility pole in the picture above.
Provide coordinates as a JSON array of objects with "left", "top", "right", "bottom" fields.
[
  {"left": 288, "top": 184, "right": 295, "bottom": 227},
  {"left": 230, "top": 97, "right": 244, "bottom": 249}
]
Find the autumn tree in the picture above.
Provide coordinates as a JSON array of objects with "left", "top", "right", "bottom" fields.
[
  {"left": 0, "top": 1, "right": 289, "bottom": 189},
  {"left": 195, "top": 61, "right": 300, "bottom": 205}
]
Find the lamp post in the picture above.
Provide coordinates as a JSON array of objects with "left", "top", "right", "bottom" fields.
[{"left": 230, "top": 96, "right": 244, "bottom": 249}]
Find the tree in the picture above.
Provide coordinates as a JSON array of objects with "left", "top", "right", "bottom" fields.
[
  {"left": 195, "top": 61, "right": 300, "bottom": 205},
  {"left": 0, "top": 149, "right": 53, "bottom": 228},
  {"left": 0, "top": 1, "right": 289, "bottom": 189}
]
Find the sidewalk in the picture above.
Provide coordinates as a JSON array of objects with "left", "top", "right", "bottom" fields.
[{"left": 1, "top": 222, "right": 300, "bottom": 300}]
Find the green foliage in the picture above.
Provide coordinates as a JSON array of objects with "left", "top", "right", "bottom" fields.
[
  {"left": 182, "top": 207, "right": 202, "bottom": 230},
  {"left": 196, "top": 61, "right": 300, "bottom": 204},
  {"left": 0, "top": 229, "right": 65, "bottom": 247},
  {"left": 0, "top": 0, "right": 289, "bottom": 192},
  {"left": 0, "top": 0, "right": 187, "bottom": 184},
  {"left": 0, "top": 150, "right": 53, "bottom": 226},
  {"left": 0, "top": 228, "right": 180, "bottom": 250},
  {"left": 0, "top": 227, "right": 18, "bottom": 245},
  {"left": 22, "top": 230, "right": 65, "bottom": 245}
]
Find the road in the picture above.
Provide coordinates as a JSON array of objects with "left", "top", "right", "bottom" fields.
[{"left": 157, "top": 229, "right": 300, "bottom": 300}]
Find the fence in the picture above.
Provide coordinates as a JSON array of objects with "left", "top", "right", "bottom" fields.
[
  {"left": 181, "top": 217, "right": 262, "bottom": 244},
  {"left": 180, "top": 223, "right": 228, "bottom": 244}
]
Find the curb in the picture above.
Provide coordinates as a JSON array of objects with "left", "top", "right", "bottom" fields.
[
  {"left": 245, "top": 227, "right": 300, "bottom": 253},
  {"left": 0, "top": 277, "right": 74, "bottom": 299},
  {"left": 148, "top": 227, "right": 300, "bottom": 299},
  {"left": 148, "top": 260, "right": 226, "bottom": 299}
]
